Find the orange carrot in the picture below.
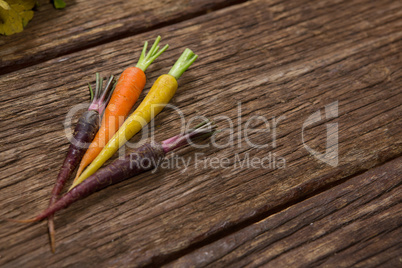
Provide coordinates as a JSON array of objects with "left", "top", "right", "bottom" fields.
[{"left": 73, "top": 36, "right": 168, "bottom": 182}]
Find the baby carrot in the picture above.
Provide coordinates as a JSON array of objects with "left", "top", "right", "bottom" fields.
[
  {"left": 70, "top": 48, "right": 198, "bottom": 189},
  {"left": 47, "top": 73, "right": 115, "bottom": 252},
  {"left": 73, "top": 36, "right": 168, "bottom": 182}
]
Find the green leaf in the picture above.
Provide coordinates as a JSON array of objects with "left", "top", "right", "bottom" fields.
[
  {"left": 53, "top": 0, "right": 65, "bottom": 9},
  {"left": 0, "top": 0, "right": 35, "bottom": 35},
  {"left": 0, "top": 0, "right": 10, "bottom": 10}
]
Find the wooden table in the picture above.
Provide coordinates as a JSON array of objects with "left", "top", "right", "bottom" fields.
[{"left": 1, "top": 0, "right": 401, "bottom": 266}]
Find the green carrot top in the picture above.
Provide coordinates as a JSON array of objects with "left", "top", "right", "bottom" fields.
[
  {"left": 135, "top": 36, "right": 169, "bottom": 72},
  {"left": 168, "top": 48, "right": 198, "bottom": 80}
]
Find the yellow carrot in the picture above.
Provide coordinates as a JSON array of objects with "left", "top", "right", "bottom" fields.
[{"left": 69, "top": 48, "right": 198, "bottom": 189}]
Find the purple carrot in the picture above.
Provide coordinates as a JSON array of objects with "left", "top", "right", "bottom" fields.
[
  {"left": 11, "top": 121, "right": 215, "bottom": 223},
  {"left": 47, "top": 73, "right": 116, "bottom": 252}
]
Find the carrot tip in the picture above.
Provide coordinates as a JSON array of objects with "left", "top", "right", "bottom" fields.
[
  {"left": 50, "top": 232, "right": 56, "bottom": 253},
  {"left": 48, "top": 218, "right": 57, "bottom": 253},
  {"left": 6, "top": 217, "right": 38, "bottom": 223}
]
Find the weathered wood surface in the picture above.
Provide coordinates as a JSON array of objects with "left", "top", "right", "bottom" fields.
[
  {"left": 1, "top": 0, "right": 401, "bottom": 266},
  {"left": 168, "top": 157, "right": 402, "bottom": 267},
  {"left": 0, "top": 0, "right": 244, "bottom": 74}
]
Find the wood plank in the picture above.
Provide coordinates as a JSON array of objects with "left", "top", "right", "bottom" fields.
[
  {"left": 167, "top": 157, "right": 402, "bottom": 267},
  {"left": 0, "top": 0, "right": 244, "bottom": 74},
  {"left": 1, "top": 0, "right": 401, "bottom": 266}
]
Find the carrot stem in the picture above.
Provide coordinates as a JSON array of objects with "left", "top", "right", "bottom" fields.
[
  {"left": 136, "top": 36, "right": 169, "bottom": 72},
  {"left": 88, "top": 74, "right": 116, "bottom": 114},
  {"left": 92, "top": 73, "right": 100, "bottom": 102},
  {"left": 88, "top": 83, "right": 94, "bottom": 101},
  {"left": 168, "top": 48, "right": 198, "bottom": 80},
  {"left": 161, "top": 120, "right": 216, "bottom": 153}
]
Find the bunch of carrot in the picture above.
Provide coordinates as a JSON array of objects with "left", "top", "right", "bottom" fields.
[{"left": 10, "top": 36, "right": 210, "bottom": 253}]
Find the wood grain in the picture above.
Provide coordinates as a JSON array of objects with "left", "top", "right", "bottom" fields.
[
  {"left": 0, "top": 0, "right": 244, "bottom": 74},
  {"left": 0, "top": 0, "right": 401, "bottom": 266},
  {"left": 167, "top": 157, "right": 402, "bottom": 267}
]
